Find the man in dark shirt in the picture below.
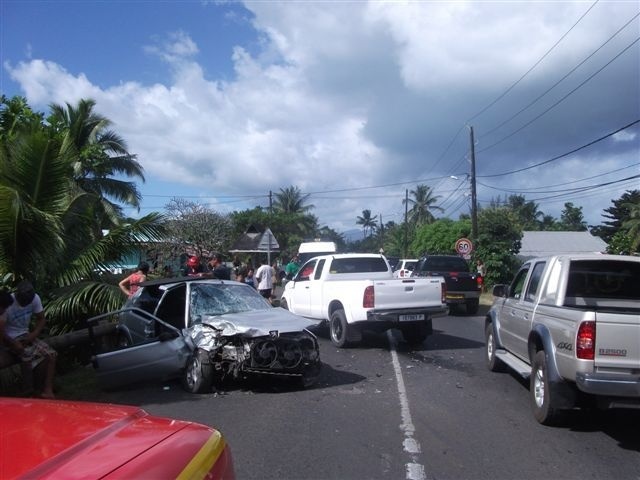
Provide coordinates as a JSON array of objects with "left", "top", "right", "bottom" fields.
[{"left": 207, "top": 253, "right": 231, "bottom": 280}]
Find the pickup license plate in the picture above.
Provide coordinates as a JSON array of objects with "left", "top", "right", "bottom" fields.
[{"left": 399, "top": 314, "right": 425, "bottom": 322}]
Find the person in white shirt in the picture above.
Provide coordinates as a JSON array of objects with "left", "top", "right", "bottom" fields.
[
  {"left": 255, "top": 259, "right": 274, "bottom": 302},
  {"left": 1, "top": 281, "right": 57, "bottom": 398}
]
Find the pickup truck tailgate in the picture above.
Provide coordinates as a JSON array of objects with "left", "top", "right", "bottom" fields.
[
  {"left": 373, "top": 278, "right": 443, "bottom": 310},
  {"left": 595, "top": 311, "right": 640, "bottom": 370}
]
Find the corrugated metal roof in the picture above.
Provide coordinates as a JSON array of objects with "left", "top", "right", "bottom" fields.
[{"left": 518, "top": 231, "right": 607, "bottom": 260}]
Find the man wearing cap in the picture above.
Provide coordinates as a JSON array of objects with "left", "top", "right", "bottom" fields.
[
  {"left": 183, "top": 256, "right": 204, "bottom": 276},
  {"left": 207, "top": 253, "right": 231, "bottom": 280},
  {"left": 0, "top": 280, "right": 57, "bottom": 398}
]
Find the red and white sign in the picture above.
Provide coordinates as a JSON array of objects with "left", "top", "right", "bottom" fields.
[{"left": 455, "top": 238, "right": 473, "bottom": 258}]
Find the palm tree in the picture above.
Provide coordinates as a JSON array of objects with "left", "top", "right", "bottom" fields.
[
  {"left": 403, "top": 184, "right": 444, "bottom": 225},
  {"left": 622, "top": 200, "right": 640, "bottom": 252},
  {"left": 507, "top": 194, "right": 544, "bottom": 230},
  {"left": 48, "top": 99, "right": 145, "bottom": 227},
  {"left": 356, "top": 209, "right": 378, "bottom": 238},
  {"left": 1, "top": 98, "right": 166, "bottom": 332},
  {"left": 272, "top": 186, "right": 314, "bottom": 214}
]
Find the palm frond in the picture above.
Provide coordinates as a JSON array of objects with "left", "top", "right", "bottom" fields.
[{"left": 45, "top": 281, "right": 125, "bottom": 333}]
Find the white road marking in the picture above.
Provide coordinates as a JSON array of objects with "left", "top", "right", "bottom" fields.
[{"left": 387, "top": 330, "right": 427, "bottom": 480}]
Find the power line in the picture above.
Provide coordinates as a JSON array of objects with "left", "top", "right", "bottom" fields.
[
  {"left": 479, "top": 119, "right": 640, "bottom": 178},
  {"left": 467, "top": 0, "right": 600, "bottom": 123},
  {"left": 479, "top": 11, "right": 640, "bottom": 141},
  {"left": 477, "top": 162, "right": 640, "bottom": 193},
  {"left": 527, "top": 174, "right": 640, "bottom": 202},
  {"left": 477, "top": 36, "right": 640, "bottom": 154}
]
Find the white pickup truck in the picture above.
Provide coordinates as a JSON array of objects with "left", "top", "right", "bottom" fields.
[
  {"left": 485, "top": 254, "right": 640, "bottom": 425},
  {"left": 280, "top": 253, "right": 447, "bottom": 347}
]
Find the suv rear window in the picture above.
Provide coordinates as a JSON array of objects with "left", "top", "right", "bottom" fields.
[
  {"left": 330, "top": 257, "right": 389, "bottom": 273},
  {"left": 417, "top": 256, "right": 469, "bottom": 272}
]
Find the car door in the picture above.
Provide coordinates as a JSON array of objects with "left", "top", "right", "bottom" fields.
[
  {"left": 309, "top": 259, "right": 327, "bottom": 317},
  {"left": 90, "top": 311, "right": 191, "bottom": 390},
  {"left": 499, "top": 264, "right": 531, "bottom": 357},
  {"left": 508, "top": 261, "right": 546, "bottom": 359},
  {"left": 287, "top": 259, "right": 318, "bottom": 316}
]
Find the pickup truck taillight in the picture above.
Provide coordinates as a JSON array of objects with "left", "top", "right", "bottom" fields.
[
  {"left": 441, "top": 282, "right": 447, "bottom": 304},
  {"left": 576, "top": 321, "right": 596, "bottom": 360},
  {"left": 363, "top": 286, "right": 375, "bottom": 308}
]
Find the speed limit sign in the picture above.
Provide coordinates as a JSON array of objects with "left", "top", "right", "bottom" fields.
[{"left": 455, "top": 238, "right": 473, "bottom": 256}]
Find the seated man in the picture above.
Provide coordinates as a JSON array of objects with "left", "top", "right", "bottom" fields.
[
  {"left": 0, "top": 281, "right": 57, "bottom": 398},
  {"left": 0, "top": 290, "right": 15, "bottom": 369}
]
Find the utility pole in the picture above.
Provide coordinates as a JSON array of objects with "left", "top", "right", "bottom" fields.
[
  {"left": 268, "top": 191, "right": 273, "bottom": 264},
  {"left": 469, "top": 126, "right": 478, "bottom": 241},
  {"left": 379, "top": 214, "right": 384, "bottom": 253},
  {"left": 404, "top": 189, "right": 409, "bottom": 257}
]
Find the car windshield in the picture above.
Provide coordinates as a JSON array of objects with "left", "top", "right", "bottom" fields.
[{"left": 190, "top": 283, "right": 271, "bottom": 318}]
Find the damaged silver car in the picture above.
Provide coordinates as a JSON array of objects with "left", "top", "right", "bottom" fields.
[{"left": 88, "top": 278, "right": 321, "bottom": 393}]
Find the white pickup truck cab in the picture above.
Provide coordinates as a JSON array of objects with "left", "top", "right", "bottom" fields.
[
  {"left": 280, "top": 253, "right": 447, "bottom": 347},
  {"left": 485, "top": 254, "right": 640, "bottom": 425}
]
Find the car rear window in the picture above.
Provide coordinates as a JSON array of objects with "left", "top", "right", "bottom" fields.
[
  {"left": 418, "top": 256, "right": 469, "bottom": 272},
  {"left": 330, "top": 257, "right": 389, "bottom": 273},
  {"left": 566, "top": 260, "right": 640, "bottom": 301}
]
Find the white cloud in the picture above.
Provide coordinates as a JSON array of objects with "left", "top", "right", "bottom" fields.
[{"left": 4, "top": 1, "right": 639, "bottom": 231}]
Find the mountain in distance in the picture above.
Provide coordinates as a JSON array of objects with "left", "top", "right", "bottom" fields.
[{"left": 341, "top": 229, "right": 363, "bottom": 243}]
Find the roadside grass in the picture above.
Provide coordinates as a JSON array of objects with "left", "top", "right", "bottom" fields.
[{"left": 480, "top": 292, "right": 494, "bottom": 306}]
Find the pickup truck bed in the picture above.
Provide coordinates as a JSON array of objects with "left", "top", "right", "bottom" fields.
[{"left": 413, "top": 255, "right": 481, "bottom": 314}]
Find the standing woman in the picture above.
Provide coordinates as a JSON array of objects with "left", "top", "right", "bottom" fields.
[{"left": 119, "top": 261, "right": 150, "bottom": 297}]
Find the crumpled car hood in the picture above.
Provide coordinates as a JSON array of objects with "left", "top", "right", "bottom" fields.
[{"left": 196, "top": 308, "right": 317, "bottom": 337}]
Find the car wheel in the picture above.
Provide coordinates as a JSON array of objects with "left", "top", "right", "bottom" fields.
[
  {"left": 280, "top": 298, "right": 289, "bottom": 310},
  {"left": 401, "top": 322, "right": 430, "bottom": 347},
  {"left": 466, "top": 299, "right": 480, "bottom": 315},
  {"left": 485, "top": 323, "right": 505, "bottom": 372},
  {"left": 182, "top": 350, "right": 213, "bottom": 394},
  {"left": 330, "top": 309, "right": 358, "bottom": 348},
  {"left": 530, "top": 350, "right": 562, "bottom": 425}
]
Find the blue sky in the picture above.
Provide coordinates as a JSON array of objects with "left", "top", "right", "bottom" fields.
[{"left": 2, "top": 0, "right": 639, "bottom": 232}]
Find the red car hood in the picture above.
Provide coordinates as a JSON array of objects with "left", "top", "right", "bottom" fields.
[{"left": 0, "top": 397, "right": 233, "bottom": 479}]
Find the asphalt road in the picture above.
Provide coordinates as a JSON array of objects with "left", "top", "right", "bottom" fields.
[{"left": 76, "top": 309, "right": 640, "bottom": 480}]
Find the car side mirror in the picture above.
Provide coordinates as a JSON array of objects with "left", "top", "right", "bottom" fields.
[{"left": 492, "top": 284, "right": 507, "bottom": 298}]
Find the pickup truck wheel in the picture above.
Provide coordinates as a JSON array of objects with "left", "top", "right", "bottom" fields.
[
  {"left": 485, "top": 323, "right": 505, "bottom": 372},
  {"left": 530, "top": 350, "right": 562, "bottom": 425},
  {"left": 330, "top": 309, "right": 353, "bottom": 348},
  {"left": 182, "top": 350, "right": 213, "bottom": 394},
  {"left": 466, "top": 299, "right": 480, "bottom": 315}
]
